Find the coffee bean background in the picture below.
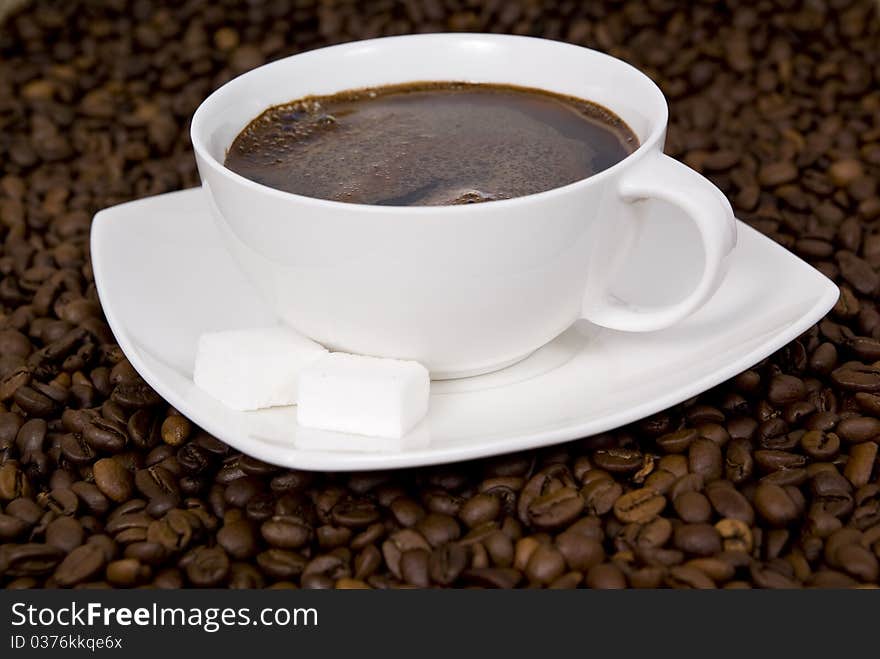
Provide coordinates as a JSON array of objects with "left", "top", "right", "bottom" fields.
[{"left": 1, "top": 0, "right": 879, "bottom": 589}]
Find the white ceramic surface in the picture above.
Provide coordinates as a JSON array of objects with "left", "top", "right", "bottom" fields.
[
  {"left": 191, "top": 33, "right": 737, "bottom": 378},
  {"left": 91, "top": 188, "right": 837, "bottom": 472}
]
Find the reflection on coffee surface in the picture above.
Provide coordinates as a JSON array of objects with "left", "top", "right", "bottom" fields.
[{"left": 224, "top": 82, "right": 639, "bottom": 206}]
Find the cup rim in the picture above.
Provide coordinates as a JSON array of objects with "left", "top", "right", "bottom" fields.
[{"left": 190, "top": 32, "right": 669, "bottom": 214}]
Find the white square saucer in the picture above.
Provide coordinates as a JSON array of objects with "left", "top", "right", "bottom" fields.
[{"left": 91, "top": 188, "right": 838, "bottom": 471}]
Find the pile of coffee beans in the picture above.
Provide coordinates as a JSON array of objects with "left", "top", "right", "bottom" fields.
[{"left": 1, "top": 0, "right": 878, "bottom": 588}]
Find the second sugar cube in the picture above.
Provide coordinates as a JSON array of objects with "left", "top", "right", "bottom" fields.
[{"left": 297, "top": 353, "right": 430, "bottom": 439}]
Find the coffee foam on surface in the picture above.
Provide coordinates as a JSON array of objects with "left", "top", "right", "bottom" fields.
[{"left": 225, "top": 82, "right": 638, "bottom": 205}]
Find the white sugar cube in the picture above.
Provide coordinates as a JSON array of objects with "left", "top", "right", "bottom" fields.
[
  {"left": 193, "top": 326, "right": 327, "bottom": 410},
  {"left": 296, "top": 353, "right": 430, "bottom": 438}
]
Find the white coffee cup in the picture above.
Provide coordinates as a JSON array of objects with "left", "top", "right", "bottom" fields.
[{"left": 191, "top": 33, "right": 736, "bottom": 379}]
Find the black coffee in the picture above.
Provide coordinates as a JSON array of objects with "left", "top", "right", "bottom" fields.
[{"left": 224, "top": 82, "right": 639, "bottom": 205}]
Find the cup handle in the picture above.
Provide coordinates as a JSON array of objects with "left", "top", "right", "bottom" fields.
[{"left": 581, "top": 153, "right": 737, "bottom": 332}]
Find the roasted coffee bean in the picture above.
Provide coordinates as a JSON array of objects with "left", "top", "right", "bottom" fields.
[
  {"left": 627, "top": 565, "right": 665, "bottom": 589},
  {"left": 643, "top": 469, "right": 676, "bottom": 495},
  {"left": 459, "top": 493, "right": 500, "bottom": 528},
  {"left": 525, "top": 545, "right": 566, "bottom": 585},
  {"left": 824, "top": 528, "right": 863, "bottom": 568},
  {"left": 812, "top": 470, "right": 853, "bottom": 501},
  {"left": 555, "top": 531, "right": 604, "bottom": 571},
  {"left": 845, "top": 442, "right": 877, "bottom": 488},
  {"left": 832, "top": 364, "right": 880, "bottom": 392},
  {"left": 724, "top": 439, "right": 754, "bottom": 483},
  {"left": 657, "top": 455, "right": 688, "bottom": 478},
  {"left": 674, "top": 523, "right": 722, "bottom": 556},
  {"left": 804, "top": 411, "right": 840, "bottom": 432},
  {"left": 330, "top": 499, "right": 380, "bottom": 528},
  {"left": 134, "top": 466, "right": 179, "bottom": 502},
  {"left": 754, "top": 483, "right": 799, "bottom": 527},
  {"left": 706, "top": 482, "right": 754, "bottom": 525},
  {"left": 0, "top": 462, "right": 31, "bottom": 500},
  {"left": 382, "top": 529, "right": 430, "bottom": 580},
  {"left": 13, "top": 386, "right": 56, "bottom": 416},
  {"left": 783, "top": 403, "right": 816, "bottom": 427},
  {"left": 45, "top": 516, "right": 84, "bottom": 553},
  {"left": 636, "top": 544, "right": 684, "bottom": 568},
  {"left": 836, "top": 544, "right": 879, "bottom": 582},
  {"left": 7, "top": 498, "right": 42, "bottom": 526},
  {"left": 656, "top": 429, "right": 697, "bottom": 454},
  {"left": 149, "top": 509, "right": 196, "bottom": 551},
  {"left": 715, "top": 518, "right": 753, "bottom": 553},
  {"left": 71, "top": 482, "right": 109, "bottom": 517},
  {"left": 525, "top": 487, "right": 584, "bottom": 529},
  {"left": 459, "top": 521, "right": 498, "bottom": 547},
  {"left": 636, "top": 517, "right": 672, "bottom": 549},
  {"left": 513, "top": 537, "right": 540, "bottom": 571},
  {"left": 613, "top": 489, "right": 666, "bottom": 524},
  {"left": 15, "top": 418, "right": 46, "bottom": 459},
  {"left": 417, "top": 513, "right": 461, "bottom": 548},
  {"left": 697, "top": 423, "right": 729, "bottom": 447},
  {"left": 111, "top": 382, "right": 163, "bottom": 408},
  {"left": 810, "top": 343, "right": 838, "bottom": 375},
  {"left": 0, "top": 514, "right": 27, "bottom": 540},
  {"left": 801, "top": 430, "right": 840, "bottom": 459},
  {"left": 548, "top": 571, "right": 582, "bottom": 589},
  {"left": 93, "top": 457, "right": 133, "bottom": 503},
  {"left": 39, "top": 488, "right": 78, "bottom": 516},
  {"left": 84, "top": 535, "right": 117, "bottom": 566},
  {"left": 854, "top": 392, "right": 880, "bottom": 416},
  {"left": 261, "top": 515, "right": 311, "bottom": 549},
  {"left": 482, "top": 530, "right": 514, "bottom": 567},
  {"left": 256, "top": 549, "right": 307, "bottom": 580},
  {"left": 0, "top": 413, "right": 24, "bottom": 449},
  {"left": 54, "top": 543, "right": 106, "bottom": 587},
  {"left": 518, "top": 465, "right": 575, "bottom": 522},
  {"left": 185, "top": 546, "right": 229, "bottom": 587},
  {"left": 727, "top": 417, "right": 756, "bottom": 442},
  {"left": 218, "top": 518, "right": 258, "bottom": 559},
  {"left": 688, "top": 407, "right": 725, "bottom": 426},
  {"left": 689, "top": 438, "right": 722, "bottom": 481},
  {"left": 390, "top": 497, "right": 426, "bottom": 527},
  {"left": 396, "top": 548, "right": 428, "bottom": 587},
  {"left": 177, "top": 443, "right": 211, "bottom": 474},
  {"left": 4, "top": 543, "right": 64, "bottom": 577},
  {"left": 349, "top": 523, "right": 386, "bottom": 551},
  {"left": 303, "top": 552, "right": 350, "bottom": 582},
  {"left": 351, "top": 544, "right": 381, "bottom": 580},
  {"left": 674, "top": 491, "right": 712, "bottom": 523},
  {"left": 106, "top": 558, "right": 150, "bottom": 587},
  {"left": 82, "top": 417, "right": 127, "bottom": 453},
  {"left": 462, "top": 567, "right": 522, "bottom": 589},
  {"left": 754, "top": 450, "right": 807, "bottom": 472},
  {"left": 60, "top": 432, "right": 94, "bottom": 464},
  {"left": 767, "top": 375, "right": 806, "bottom": 405},
  {"left": 429, "top": 543, "right": 468, "bottom": 585},
  {"left": 749, "top": 562, "right": 800, "bottom": 589},
  {"left": 333, "top": 577, "right": 368, "bottom": 589},
  {"left": 669, "top": 473, "right": 704, "bottom": 500},
  {"left": 581, "top": 478, "right": 622, "bottom": 516},
  {"left": 161, "top": 415, "right": 191, "bottom": 447},
  {"left": 592, "top": 448, "right": 643, "bottom": 473},
  {"left": 837, "top": 416, "right": 880, "bottom": 443},
  {"left": 838, "top": 252, "right": 878, "bottom": 296},
  {"left": 127, "top": 409, "right": 161, "bottom": 450},
  {"left": 585, "top": 563, "right": 626, "bottom": 589},
  {"left": 224, "top": 476, "right": 263, "bottom": 508}
]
